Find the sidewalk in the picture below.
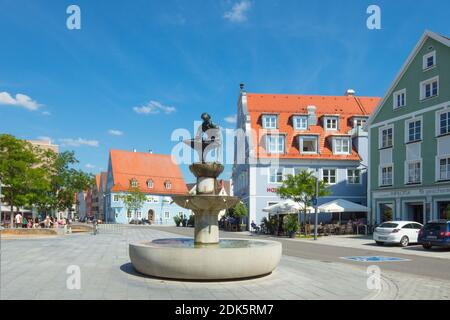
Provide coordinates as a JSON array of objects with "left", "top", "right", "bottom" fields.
[{"left": 291, "top": 234, "right": 450, "bottom": 260}]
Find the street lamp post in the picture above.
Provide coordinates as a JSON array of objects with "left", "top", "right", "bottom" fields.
[{"left": 314, "top": 169, "right": 319, "bottom": 241}]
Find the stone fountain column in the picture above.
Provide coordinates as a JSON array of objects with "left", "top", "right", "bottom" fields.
[{"left": 189, "top": 162, "right": 224, "bottom": 244}]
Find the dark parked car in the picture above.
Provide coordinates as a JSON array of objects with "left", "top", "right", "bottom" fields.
[{"left": 418, "top": 220, "right": 450, "bottom": 249}]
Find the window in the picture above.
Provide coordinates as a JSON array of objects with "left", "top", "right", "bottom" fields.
[
  {"left": 407, "top": 161, "right": 421, "bottom": 184},
  {"left": 269, "top": 168, "right": 283, "bottom": 184},
  {"left": 262, "top": 115, "right": 278, "bottom": 129},
  {"left": 266, "top": 135, "right": 285, "bottom": 154},
  {"left": 407, "top": 119, "right": 421, "bottom": 142},
  {"left": 130, "top": 178, "right": 138, "bottom": 188},
  {"left": 294, "top": 167, "right": 308, "bottom": 176},
  {"left": 137, "top": 211, "right": 142, "bottom": 219},
  {"left": 127, "top": 210, "right": 132, "bottom": 219},
  {"left": 164, "top": 212, "right": 170, "bottom": 219},
  {"left": 423, "top": 51, "right": 436, "bottom": 70},
  {"left": 354, "top": 118, "right": 367, "bottom": 128},
  {"left": 393, "top": 89, "right": 406, "bottom": 109},
  {"left": 380, "top": 127, "right": 393, "bottom": 148},
  {"left": 293, "top": 116, "right": 308, "bottom": 130},
  {"left": 439, "top": 111, "right": 450, "bottom": 135},
  {"left": 147, "top": 179, "right": 154, "bottom": 188},
  {"left": 334, "top": 137, "right": 351, "bottom": 154},
  {"left": 299, "top": 136, "right": 318, "bottom": 154},
  {"left": 420, "top": 77, "right": 439, "bottom": 100},
  {"left": 347, "top": 169, "right": 361, "bottom": 184},
  {"left": 325, "top": 117, "right": 338, "bottom": 130},
  {"left": 322, "top": 169, "right": 336, "bottom": 184},
  {"left": 164, "top": 180, "right": 172, "bottom": 190},
  {"left": 439, "top": 157, "right": 450, "bottom": 181},
  {"left": 113, "top": 195, "right": 119, "bottom": 202},
  {"left": 380, "top": 166, "right": 393, "bottom": 186}
]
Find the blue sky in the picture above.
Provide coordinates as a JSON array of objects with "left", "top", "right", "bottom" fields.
[{"left": 0, "top": 0, "right": 449, "bottom": 183}]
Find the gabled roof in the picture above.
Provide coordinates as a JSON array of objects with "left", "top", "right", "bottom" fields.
[
  {"left": 109, "top": 149, "right": 188, "bottom": 195},
  {"left": 246, "top": 93, "right": 380, "bottom": 160},
  {"left": 368, "top": 30, "right": 450, "bottom": 126}
]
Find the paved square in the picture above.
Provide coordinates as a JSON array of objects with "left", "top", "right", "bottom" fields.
[{"left": 1, "top": 225, "right": 449, "bottom": 300}]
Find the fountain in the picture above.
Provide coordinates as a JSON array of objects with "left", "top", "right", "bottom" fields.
[{"left": 129, "top": 113, "right": 282, "bottom": 280}]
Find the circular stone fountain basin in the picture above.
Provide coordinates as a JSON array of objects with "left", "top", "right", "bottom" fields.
[{"left": 129, "top": 238, "right": 282, "bottom": 280}]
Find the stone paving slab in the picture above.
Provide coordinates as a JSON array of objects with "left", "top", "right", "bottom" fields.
[{"left": 1, "top": 225, "right": 449, "bottom": 300}]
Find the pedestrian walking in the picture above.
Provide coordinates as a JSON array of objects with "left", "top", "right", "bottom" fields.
[{"left": 15, "top": 213, "right": 22, "bottom": 228}]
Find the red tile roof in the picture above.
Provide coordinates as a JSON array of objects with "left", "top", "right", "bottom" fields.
[
  {"left": 246, "top": 93, "right": 381, "bottom": 160},
  {"left": 109, "top": 149, "right": 188, "bottom": 195}
]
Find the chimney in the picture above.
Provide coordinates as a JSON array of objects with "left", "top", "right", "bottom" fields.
[
  {"left": 240, "top": 83, "right": 245, "bottom": 92},
  {"left": 345, "top": 89, "right": 356, "bottom": 96},
  {"left": 149, "top": 149, "right": 153, "bottom": 154},
  {"left": 133, "top": 148, "right": 137, "bottom": 153},
  {"left": 307, "top": 105, "right": 317, "bottom": 126}
]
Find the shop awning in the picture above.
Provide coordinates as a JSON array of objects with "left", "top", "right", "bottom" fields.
[{"left": 0, "top": 205, "right": 32, "bottom": 213}]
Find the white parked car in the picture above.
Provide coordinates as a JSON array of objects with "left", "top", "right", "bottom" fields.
[{"left": 373, "top": 221, "right": 423, "bottom": 247}]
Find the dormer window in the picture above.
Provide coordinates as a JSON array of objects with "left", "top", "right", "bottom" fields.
[
  {"left": 423, "top": 51, "right": 436, "bottom": 70},
  {"left": 262, "top": 114, "right": 278, "bottom": 129},
  {"left": 324, "top": 116, "right": 339, "bottom": 130},
  {"left": 164, "top": 180, "right": 172, "bottom": 190},
  {"left": 147, "top": 179, "right": 154, "bottom": 189},
  {"left": 353, "top": 117, "right": 367, "bottom": 128},
  {"left": 333, "top": 137, "right": 351, "bottom": 154},
  {"left": 130, "top": 178, "right": 138, "bottom": 188},
  {"left": 299, "top": 135, "right": 318, "bottom": 154},
  {"left": 266, "top": 135, "right": 285, "bottom": 154},
  {"left": 293, "top": 116, "right": 308, "bottom": 130}
]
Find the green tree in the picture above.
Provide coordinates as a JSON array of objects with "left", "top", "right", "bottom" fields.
[
  {"left": 0, "top": 134, "right": 48, "bottom": 227},
  {"left": 33, "top": 150, "right": 95, "bottom": 218},
  {"left": 121, "top": 187, "right": 146, "bottom": 223},
  {"left": 276, "top": 170, "right": 330, "bottom": 236},
  {"left": 229, "top": 202, "right": 248, "bottom": 231}
]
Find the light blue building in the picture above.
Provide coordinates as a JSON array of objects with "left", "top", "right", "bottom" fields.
[
  {"left": 232, "top": 85, "right": 381, "bottom": 225},
  {"left": 104, "top": 149, "right": 191, "bottom": 225}
]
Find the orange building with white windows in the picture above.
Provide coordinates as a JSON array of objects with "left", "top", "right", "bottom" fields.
[
  {"left": 232, "top": 84, "right": 381, "bottom": 225},
  {"left": 104, "top": 149, "right": 190, "bottom": 224}
]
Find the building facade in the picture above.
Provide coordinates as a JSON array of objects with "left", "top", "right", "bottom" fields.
[
  {"left": 104, "top": 149, "right": 191, "bottom": 225},
  {"left": 92, "top": 172, "right": 107, "bottom": 222},
  {"left": 232, "top": 86, "right": 380, "bottom": 226},
  {"left": 368, "top": 30, "right": 450, "bottom": 225}
]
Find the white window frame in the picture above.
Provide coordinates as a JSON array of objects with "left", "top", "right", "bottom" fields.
[
  {"left": 164, "top": 211, "right": 170, "bottom": 219},
  {"left": 353, "top": 117, "right": 367, "bottom": 129},
  {"left": 347, "top": 169, "right": 361, "bottom": 185},
  {"left": 422, "top": 51, "right": 436, "bottom": 70},
  {"left": 420, "top": 76, "right": 439, "bottom": 100},
  {"left": 265, "top": 135, "right": 285, "bottom": 154},
  {"left": 405, "top": 160, "right": 422, "bottom": 184},
  {"left": 379, "top": 125, "right": 394, "bottom": 149},
  {"left": 268, "top": 167, "right": 284, "bottom": 184},
  {"left": 379, "top": 164, "right": 394, "bottom": 187},
  {"left": 262, "top": 114, "right": 278, "bottom": 129},
  {"left": 293, "top": 115, "right": 308, "bottom": 130},
  {"left": 130, "top": 179, "right": 138, "bottom": 188},
  {"left": 405, "top": 117, "right": 422, "bottom": 143},
  {"left": 436, "top": 109, "right": 450, "bottom": 136},
  {"left": 437, "top": 156, "right": 450, "bottom": 181},
  {"left": 113, "top": 194, "right": 119, "bottom": 202},
  {"left": 324, "top": 116, "right": 339, "bottom": 131},
  {"left": 333, "top": 137, "right": 351, "bottom": 155},
  {"left": 393, "top": 88, "right": 406, "bottom": 109},
  {"left": 299, "top": 135, "right": 319, "bottom": 154},
  {"left": 322, "top": 168, "right": 337, "bottom": 185}
]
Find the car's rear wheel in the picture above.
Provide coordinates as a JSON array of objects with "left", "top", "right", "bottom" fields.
[
  {"left": 375, "top": 241, "right": 384, "bottom": 246},
  {"left": 422, "top": 244, "right": 432, "bottom": 250},
  {"left": 400, "top": 236, "right": 409, "bottom": 247}
]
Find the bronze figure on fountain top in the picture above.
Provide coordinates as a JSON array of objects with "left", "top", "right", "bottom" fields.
[{"left": 184, "top": 113, "right": 221, "bottom": 164}]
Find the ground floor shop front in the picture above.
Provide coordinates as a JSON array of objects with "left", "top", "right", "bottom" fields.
[{"left": 371, "top": 184, "right": 450, "bottom": 224}]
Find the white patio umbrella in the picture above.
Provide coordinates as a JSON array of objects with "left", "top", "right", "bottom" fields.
[
  {"left": 318, "top": 199, "right": 369, "bottom": 224},
  {"left": 262, "top": 199, "right": 314, "bottom": 215}
]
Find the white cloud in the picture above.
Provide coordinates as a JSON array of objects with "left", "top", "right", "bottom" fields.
[
  {"left": 37, "top": 136, "right": 53, "bottom": 143},
  {"left": 42, "top": 111, "right": 51, "bottom": 116},
  {"left": 0, "top": 91, "right": 42, "bottom": 111},
  {"left": 108, "top": 129, "right": 123, "bottom": 136},
  {"left": 224, "top": 115, "right": 237, "bottom": 124},
  {"left": 224, "top": 1, "right": 251, "bottom": 23},
  {"left": 133, "top": 100, "right": 176, "bottom": 115},
  {"left": 85, "top": 164, "right": 96, "bottom": 169},
  {"left": 59, "top": 138, "right": 99, "bottom": 147}
]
